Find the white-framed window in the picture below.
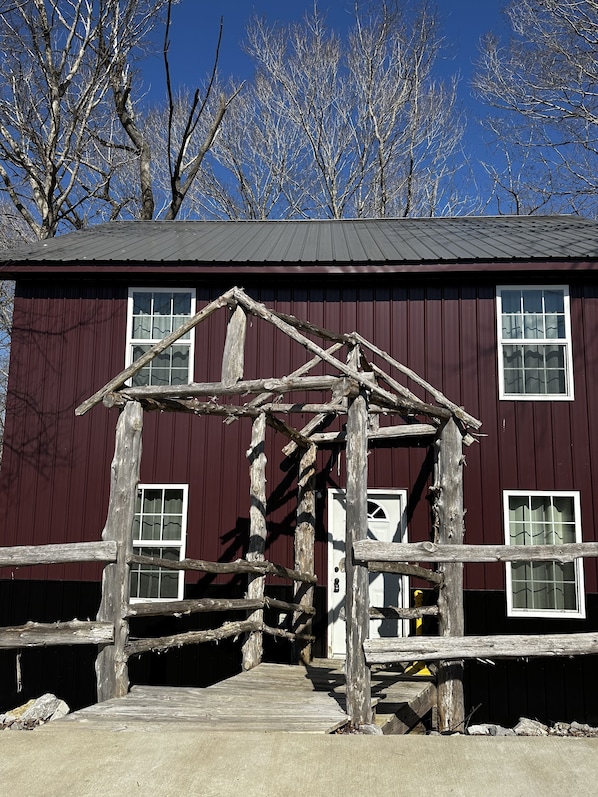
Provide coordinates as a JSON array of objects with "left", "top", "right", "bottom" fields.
[
  {"left": 130, "top": 484, "right": 188, "bottom": 601},
  {"left": 504, "top": 490, "right": 585, "bottom": 619},
  {"left": 497, "top": 286, "right": 573, "bottom": 400},
  {"left": 126, "top": 288, "right": 196, "bottom": 386}
]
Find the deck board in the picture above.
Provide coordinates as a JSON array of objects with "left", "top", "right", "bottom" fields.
[{"left": 61, "top": 660, "right": 435, "bottom": 734}]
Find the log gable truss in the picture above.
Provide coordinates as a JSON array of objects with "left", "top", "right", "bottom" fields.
[{"left": 77, "top": 286, "right": 482, "bottom": 730}]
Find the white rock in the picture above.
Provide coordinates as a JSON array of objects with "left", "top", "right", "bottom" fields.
[{"left": 513, "top": 717, "right": 549, "bottom": 736}]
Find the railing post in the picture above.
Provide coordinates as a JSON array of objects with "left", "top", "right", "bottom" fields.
[
  {"left": 293, "top": 443, "right": 317, "bottom": 664},
  {"left": 434, "top": 416, "right": 465, "bottom": 732},
  {"left": 345, "top": 386, "right": 372, "bottom": 728},
  {"left": 242, "top": 412, "right": 267, "bottom": 670},
  {"left": 95, "top": 400, "right": 143, "bottom": 702}
]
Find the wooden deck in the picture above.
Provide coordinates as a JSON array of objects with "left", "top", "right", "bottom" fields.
[{"left": 61, "top": 660, "right": 436, "bottom": 734}]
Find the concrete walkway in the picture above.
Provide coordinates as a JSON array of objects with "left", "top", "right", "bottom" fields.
[{"left": 1, "top": 725, "right": 597, "bottom": 797}]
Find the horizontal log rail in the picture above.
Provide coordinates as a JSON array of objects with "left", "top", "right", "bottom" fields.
[
  {"left": 127, "top": 595, "right": 317, "bottom": 618},
  {"left": 364, "top": 632, "right": 598, "bottom": 665},
  {"left": 125, "top": 619, "right": 315, "bottom": 657},
  {"left": 354, "top": 540, "right": 598, "bottom": 564},
  {"left": 0, "top": 620, "right": 114, "bottom": 649},
  {"left": 129, "top": 553, "right": 317, "bottom": 584},
  {"left": 370, "top": 605, "right": 439, "bottom": 620},
  {"left": 367, "top": 561, "right": 444, "bottom": 585},
  {"left": 0, "top": 541, "right": 118, "bottom": 568}
]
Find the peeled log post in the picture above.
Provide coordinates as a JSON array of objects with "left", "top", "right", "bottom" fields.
[
  {"left": 221, "top": 304, "right": 247, "bottom": 387},
  {"left": 435, "top": 417, "right": 465, "bottom": 732},
  {"left": 242, "top": 413, "right": 268, "bottom": 670},
  {"left": 345, "top": 387, "right": 372, "bottom": 728},
  {"left": 95, "top": 401, "right": 143, "bottom": 702},
  {"left": 293, "top": 443, "right": 317, "bottom": 664}
]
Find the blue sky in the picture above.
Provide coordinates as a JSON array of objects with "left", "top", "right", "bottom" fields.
[
  {"left": 142, "top": 1, "right": 512, "bottom": 211},
  {"left": 154, "top": 1, "right": 508, "bottom": 101}
]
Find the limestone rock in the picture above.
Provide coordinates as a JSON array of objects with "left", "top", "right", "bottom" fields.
[
  {"left": 1, "top": 694, "right": 69, "bottom": 730},
  {"left": 513, "top": 717, "right": 549, "bottom": 736}
]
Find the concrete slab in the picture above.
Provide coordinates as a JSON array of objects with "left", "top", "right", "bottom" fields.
[{"left": 1, "top": 726, "right": 597, "bottom": 797}]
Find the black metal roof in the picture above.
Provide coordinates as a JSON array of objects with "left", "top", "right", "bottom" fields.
[{"left": 2, "top": 216, "right": 598, "bottom": 272}]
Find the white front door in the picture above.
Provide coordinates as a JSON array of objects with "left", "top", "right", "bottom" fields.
[{"left": 327, "top": 488, "right": 409, "bottom": 658}]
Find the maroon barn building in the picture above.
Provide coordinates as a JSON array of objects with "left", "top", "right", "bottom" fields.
[{"left": 1, "top": 216, "right": 597, "bottom": 726}]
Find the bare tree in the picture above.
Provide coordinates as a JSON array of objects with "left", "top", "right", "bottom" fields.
[
  {"left": 193, "top": 1, "right": 470, "bottom": 220},
  {"left": 105, "top": 3, "right": 241, "bottom": 221},
  {"left": 0, "top": 0, "right": 168, "bottom": 239},
  {"left": 474, "top": 0, "right": 598, "bottom": 217}
]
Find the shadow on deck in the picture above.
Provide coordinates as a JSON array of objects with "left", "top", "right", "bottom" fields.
[{"left": 60, "top": 660, "right": 435, "bottom": 734}]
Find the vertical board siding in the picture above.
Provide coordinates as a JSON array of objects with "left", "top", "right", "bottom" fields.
[{"left": 1, "top": 275, "right": 597, "bottom": 601}]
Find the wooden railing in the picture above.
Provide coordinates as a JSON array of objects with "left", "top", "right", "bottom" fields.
[
  {"left": 0, "top": 540, "right": 315, "bottom": 703},
  {"left": 350, "top": 538, "right": 598, "bottom": 732}
]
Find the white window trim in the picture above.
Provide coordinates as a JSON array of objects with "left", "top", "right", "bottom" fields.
[
  {"left": 130, "top": 483, "right": 189, "bottom": 602},
  {"left": 125, "top": 287, "right": 196, "bottom": 384},
  {"left": 503, "top": 489, "right": 585, "bottom": 619},
  {"left": 496, "top": 285, "right": 574, "bottom": 401}
]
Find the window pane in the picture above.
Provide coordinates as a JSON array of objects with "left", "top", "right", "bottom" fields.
[
  {"left": 501, "top": 290, "right": 521, "bottom": 314},
  {"left": 173, "top": 292, "right": 191, "bottom": 315},
  {"left": 132, "top": 489, "right": 185, "bottom": 601},
  {"left": 499, "top": 288, "right": 570, "bottom": 398},
  {"left": 507, "top": 492, "right": 580, "bottom": 614},
  {"left": 522, "top": 290, "right": 543, "bottom": 314},
  {"left": 523, "top": 314, "right": 544, "bottom": 339},
  {"left": 544, "top": 290, "right": 564, "bottom": 314},
  {"left": 502, "top": 314, "right": 522, "bottom": 340},
  {"left": 127, "top": 290, "right": 194, "bottom": 386},
  {"left": 133, "top": 292, "right": 151, "bottom": 315}
]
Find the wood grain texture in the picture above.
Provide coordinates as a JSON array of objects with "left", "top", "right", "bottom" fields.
[{"left": 95, "top": 401, "right": 142, "bottom": 702}]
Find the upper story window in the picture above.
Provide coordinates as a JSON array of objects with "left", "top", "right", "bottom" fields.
[
  {"left": 497, "top": 287, "right": 573, "bottom": 400},
  {"left": 126, "top": 288, "right": 196, "bottom": 386},
  {"left": 130, "top": 484, "right": 188, "bottom": 601},
  {"left": 504, "top": 490, "right": 585, "bottom": 619}
]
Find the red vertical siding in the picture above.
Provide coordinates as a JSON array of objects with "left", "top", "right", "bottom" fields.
[{"left": 1, "top": 274, "right": 597, "bottom": 597}]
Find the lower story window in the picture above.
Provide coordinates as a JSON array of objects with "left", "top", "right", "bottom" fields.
[
  {"left": 130, "top": 485, "right": 188, "bottom": 601},
  {"left": 504, "top": 491, "right": 585, "bottom": 618}
]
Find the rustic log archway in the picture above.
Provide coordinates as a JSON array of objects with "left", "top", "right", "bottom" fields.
[{"left": 77, "top": 287, "right": 481, "bottom": 730}]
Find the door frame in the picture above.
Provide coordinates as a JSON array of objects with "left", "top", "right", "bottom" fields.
[{"left": 326, "top": 487, "right": 409, "bottom": 658}]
